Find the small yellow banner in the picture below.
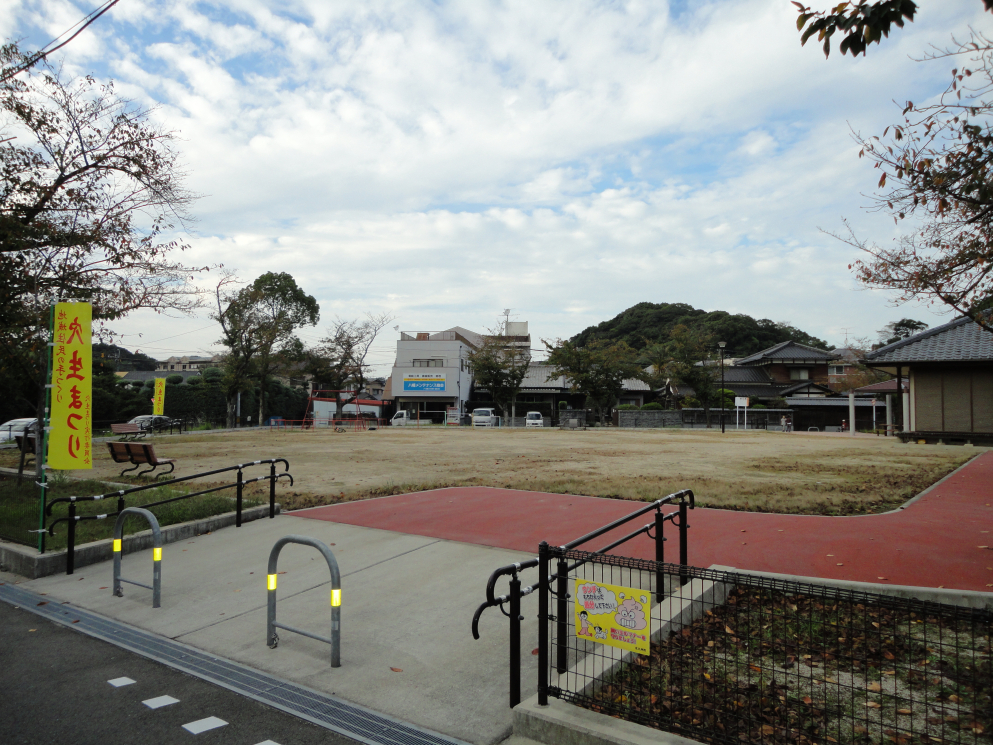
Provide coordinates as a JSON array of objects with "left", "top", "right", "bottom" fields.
[
  {"left": 49, "top": 302, "right": 92, "bottom": 470},
  {"left": 575, "top": 579, "right": 651, "bottom": 656},
  {"left": 153, "top": 378, "right": 166, "bottom": 416}
]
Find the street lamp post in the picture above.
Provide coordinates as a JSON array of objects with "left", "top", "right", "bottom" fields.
[{"left": 718, "top": 341, "right": 727, "bottom": 434}]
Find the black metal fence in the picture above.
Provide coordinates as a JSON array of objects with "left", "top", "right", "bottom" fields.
[
  {"left": 538, "top": 552, "right": 992, "bottom": 745},
  {"left": 45, "top": 459, "right": 293, "bottom": 574},
  {"left": 473, "top": 489, "right": 695, "bottom": 707}
]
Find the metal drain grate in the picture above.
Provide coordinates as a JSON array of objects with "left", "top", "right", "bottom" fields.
[{"left": 0, "top": 583, "right": 469, "bottom": 745}]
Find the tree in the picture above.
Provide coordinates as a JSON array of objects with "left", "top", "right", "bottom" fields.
[
  {"left": 877, "top": 318, "right": 928, "bottom": 347},
  {"left": 793, "top": 7, "right": 993, "bottom": 331},
  {"left": 0, "top": 44, "right": 201, "bottom": 470},
  {"left": 794, "top": 2, "right": 993, "bottom": 59},
  {"left": 467, "top": 327, "right": 531, "bottom": 425},
  {"left": 543, "top": 338, "right": 644, "bottom": 425},
  {"left": 213, "top": 273, "right": 319, "bottom": 427},
  {"left": 305, "top": 314, "right": 392, "bottom": 418},
  {"left": 663, "top": 325, "right": 721, "bottom": 426}
]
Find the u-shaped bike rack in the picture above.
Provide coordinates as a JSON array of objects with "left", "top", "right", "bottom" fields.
[
  {"left": 266, "top": 535, "right": 341, "bottom": 667},
  {"left": 112, "top": 507, "right": 163, "bottom": 608}
]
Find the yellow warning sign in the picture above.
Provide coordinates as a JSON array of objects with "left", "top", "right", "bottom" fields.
[{"left": 575, "top": 579, "right": 651, "bottom": 655}]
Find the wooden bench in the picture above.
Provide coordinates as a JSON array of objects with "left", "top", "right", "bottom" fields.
[
  {"left": 126, "top": 443, "right": 176, "bottom": 477},
  {"left": 105, "top": 442, "right": 176, "bottom": 478},
  {"left": 107, "top": 441, "right": 141, "bottom": 476},
  {"left": 111, "top": 423, "right": 146, "bottom": 440}
]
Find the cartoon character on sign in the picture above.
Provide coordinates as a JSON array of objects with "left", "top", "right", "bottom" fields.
[
  {"left": 594, "top": 626, "right": 606, "bottom": 640},
  {"left": 578, "top": 611, "right": 593, "bottom": 637},
  {"left": 614, "top": 593, "right": 647, "bottom": 630}
]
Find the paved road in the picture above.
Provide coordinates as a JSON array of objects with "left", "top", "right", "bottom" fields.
[{"left": 0, "top": 599, "right": 358, "bottom": 745}]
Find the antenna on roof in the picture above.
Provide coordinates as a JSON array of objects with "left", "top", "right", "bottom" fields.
[{"left": 840, "top": 327, "right": 853, "bottom": 346}]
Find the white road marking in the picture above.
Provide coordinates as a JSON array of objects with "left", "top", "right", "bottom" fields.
[
  {"left": 182, "top": 716, "right": 228, "bottom": 734},
  {"left": 142, "top": 695, "right": 180, "bottom": 709},
  {"left": 253, "top": 741, "right": 282, "bottom": 745},
  {"left": 107, "top": 677, "right": 136, "bottom": 687}
]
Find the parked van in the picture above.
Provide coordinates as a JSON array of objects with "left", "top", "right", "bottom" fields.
[
  {"left": 472, "top": 408, "right": 498, "bottom": 427},
  {"left": 525, "top": 411, "right": 544, "bottom": 428}
]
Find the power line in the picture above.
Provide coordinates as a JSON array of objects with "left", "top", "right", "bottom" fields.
[{"left": 1, "top": 0, "right": 123, "bottom": 83}]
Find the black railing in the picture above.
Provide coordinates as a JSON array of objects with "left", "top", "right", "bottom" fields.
[
  {"left": 45, "top": 459, "right": 292, "bottom": 574},
  {"left": 472, "top": 489, "right": 694, "bottom": 707},
  {"left": 538, "top": 554, "right": 993, "bottom": 745}
]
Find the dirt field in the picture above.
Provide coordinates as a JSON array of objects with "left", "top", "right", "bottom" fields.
[{"left": 5, "top": 427, "right": 978, "bottom": 516}]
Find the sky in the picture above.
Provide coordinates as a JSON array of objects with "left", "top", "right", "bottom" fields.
[{"left": 3, "top": 0, "right": 990, "bottom": 376}]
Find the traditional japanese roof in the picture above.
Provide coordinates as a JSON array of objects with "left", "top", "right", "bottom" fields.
[
  {"left": 863, "top": 314, "right": 993, "bottom": 364},
  {"left": 853, "top": 379, "right": 907, "bottom": 394},
  {"left": 785, "top": 397, "right": 883, "bottom": 407},
  {"left": 719, "top": 366, "right": 775, "bottom": 384},
  {"left": 779, "top": 381, "right": 834, "bottom": 396},
  {"left": 736, "top": 341, "right": 838, "bottom": 366}
]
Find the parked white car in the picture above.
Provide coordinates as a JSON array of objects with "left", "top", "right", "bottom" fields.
[
  {"left": 472, "top": 408, "right": 498, "bottom": 427},
  {"left": 525, "top": 411, "right": 544, "bottom": 428},
  {"left": 0, "top": 418, "right": 37, "bottom": 442},
  {"left": 391, "top": 410, "right": 412, "bottom": 426}
]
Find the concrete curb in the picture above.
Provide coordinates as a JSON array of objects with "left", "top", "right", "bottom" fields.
[
  {"left": 513, "top": 695, "right": 700, "bottom": 745},
  {"left": 709, "top": 564, "right": 993, "bottom": 609},
  {"left": 0, "top": 503, "right": 280, "bottom": 579}
]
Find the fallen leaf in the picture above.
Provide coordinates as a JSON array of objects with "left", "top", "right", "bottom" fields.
[
  {"left": 883, "top": 670, "right": 895, "bottom": 675},
  {"left": 71, "top": 620, "right": 79, "bottom": 624},
  {"left": 28, "top": 629, "right": 36, "bottom": 632},
  {"left": 748, "top": 664, "right": 762, "bottom": 672},
  {"left": 99, "top": 587, "right": 108, "bottom": 590},
  {"left": 868, "top": 683, "right": 882, "bottom": 692},
  {"left": 725, "top": 625, "right": 735, "bottom": 635},
  {"left": 837, "top": 563, "right": 844, "bottom": 566},
  {"left": 898, "top": 709, "right": 912, "bottom": 715},
  {"left": 760, "top": 726, "right": 775, "bottom": 735},
  {"left": 877, "top": 577, "right": 889, "bottom": 580},
  {"left": 531, "top": 648, "right": 539, "bottom": 655},
  {"left": 390, "top": 667, "right": 403, "bottom": 673},
  {"left": 802, "top": 696, "right": 812, "bottom": 704},
  {"left": 872, "top": 622, "right": 880, "bottom": 628},
  {"left": 866, "top": 702, "right": 881, "bottom": 709},
  {"left": 36, "top": 601, "right": 47, "bottom": 606},
  {"left": 884, "top": 651, "right": 895, "bottom": 660}
]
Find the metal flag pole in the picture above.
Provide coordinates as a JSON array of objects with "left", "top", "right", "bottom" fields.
[{"left": 37, "top": 302, "right": 55, "bottom": 554}]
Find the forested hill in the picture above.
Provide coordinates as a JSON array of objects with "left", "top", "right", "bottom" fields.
[{"left": 569, "top": 302, "right": 830, "bottom": 357}]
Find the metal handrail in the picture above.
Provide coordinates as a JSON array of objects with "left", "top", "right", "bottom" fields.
[
  {"left": 472, "top": 488, "right": 695, "bottom": 708},
  {"left": 45, "top": 459, "right": 292, "bottom": 575}
]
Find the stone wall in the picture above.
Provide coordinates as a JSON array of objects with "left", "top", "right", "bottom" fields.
[{"left": 617, "top": 410, "right": 682, "bottom": 428}]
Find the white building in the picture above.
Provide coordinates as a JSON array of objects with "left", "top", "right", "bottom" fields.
[
  {"left": 389, "top": 326, "right": 485, "bottom": 419},
  {"left": 156, "top": 354, "right": 224, "bottom": 372}
]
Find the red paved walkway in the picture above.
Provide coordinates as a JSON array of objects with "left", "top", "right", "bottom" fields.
[{"left": 294, "top": 451, "right": 993, "bottom": 592}]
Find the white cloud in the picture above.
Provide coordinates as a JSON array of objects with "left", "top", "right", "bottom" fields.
[{"left": 2, "top": 0, "right": 988, "bottom": 373}]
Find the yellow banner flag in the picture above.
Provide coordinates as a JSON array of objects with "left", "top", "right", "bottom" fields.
[
  {"left": 153, "top": 378, "right": 166, "bottom": 416},
  {"left": 49, "top": 303, "right": 92, "bottom": 470}
]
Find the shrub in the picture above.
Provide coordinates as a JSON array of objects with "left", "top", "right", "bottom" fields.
[
  {"left": 558, "top": 400, "right": 567, "bottom": 410},
  {"left": 751, "top": 403, "right": 767, "bottom": 409},
  {"left": 186, "top": 376, "right": 203, "bottom": 386},
  {"left": 641, "top": 402, "right": 663, "bottom": 410},
  {"left": 166, "top": 374, "right": 184, "bottom": 385},
  {"left": 616, "top": 404, "right": 638, "bottom": 410}
]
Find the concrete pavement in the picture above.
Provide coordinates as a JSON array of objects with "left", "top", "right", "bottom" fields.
[{"left": 12, "top": 516, "right": 539, "bottom": 745}]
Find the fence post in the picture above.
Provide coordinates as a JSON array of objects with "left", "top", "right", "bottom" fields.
[
  {"left": 679, "top": 499, "right": 689, "bottom": 586},
  {"left": 66, "top": 501, "right": 77, "bottom": 575},
  {"left": 654, "top": 509, "right": 665, "bottom": 601},
  {"left": 269, "top": 462, "right": 276, "bottom": 518},
  {"left": 236, "top": 468, "right": 243, "bottom": 527},
  {"left": 538, "top": 541, "right": 549, "bottom": 707},
  {"left": 555, "top": 555, "right": 568, "bottom": 674},
  {"left": 509, "top": 572, "right": 521, "bottom": 708}
]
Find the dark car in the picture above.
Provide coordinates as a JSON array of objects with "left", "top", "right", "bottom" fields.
[{"left": 128, "top": 415, "right": 179, "bottom": 432}]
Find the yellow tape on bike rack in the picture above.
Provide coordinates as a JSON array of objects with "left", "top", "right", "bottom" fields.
[
  {"left": 267, "top": 574, "right": 277, "bottom": 591},
  {"left": 153, "top": 547, "right": 162, "bottom": 562},
  {"left": 113, "top": 539, "right": 121, "bottom": 553},
  {"left": 331, "top": 588, "right": 341, "bottom": 607}
]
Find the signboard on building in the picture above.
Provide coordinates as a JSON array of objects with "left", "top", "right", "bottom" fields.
[
  {"left": 734, "top": 396, "right": 749, "bottom": 408},
  {"left": 403, "top": 373, "right": 446, "bottom": 392},
  {"left": 49, "top": 302, "right": 92, "bottom": 470},
  {"left": 574, "top": 579, "right": 650, "bottom": 656},
  {"left": 153, "top": 378, "right": 166, "bottom": 415}
]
